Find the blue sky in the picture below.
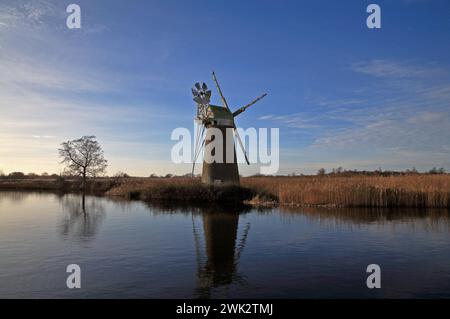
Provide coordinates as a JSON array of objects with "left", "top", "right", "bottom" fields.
[{"left": 0, "top": 0, "right": 449, "bottom": 176}]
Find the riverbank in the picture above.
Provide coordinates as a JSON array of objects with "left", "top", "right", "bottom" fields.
[
  {"left": 1, "top": 174, "right": 449, "bottom": 208},
  {"left": 0, "top": 178, "right": 115, "bottom": 194},
  {"left": 106, "top": 177, "right": 260, "bottom": 203}
]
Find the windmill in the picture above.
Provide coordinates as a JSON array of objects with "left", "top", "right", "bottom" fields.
[{"left": 191, "top": 72, "right": 267, "bottom": 185}]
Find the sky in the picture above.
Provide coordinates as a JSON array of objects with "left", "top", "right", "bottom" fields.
[{"left": 0, "top": 0, "right": 449, "bottom": 176}]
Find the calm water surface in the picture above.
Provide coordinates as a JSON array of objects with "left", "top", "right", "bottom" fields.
[{"left": 1, "top": 191, "right": 450, "bottom": 298}]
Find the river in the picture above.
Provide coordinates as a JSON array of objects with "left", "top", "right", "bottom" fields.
[{"left": 1, "top": 191, "right": 449, "bottom": 298}]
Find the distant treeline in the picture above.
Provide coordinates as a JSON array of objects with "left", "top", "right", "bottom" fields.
[
  {"left": 0, "top": 167, "right": 447, "bottom": 180},
  {"left": 0, "top": 172, "right": 61, "bottom": 179},
  {"left": 251, "top": 167, "right": 447, "bottom": 177},
  {"left": 316, "top": 166, "right": 446, "bottom": 176},
  {"left": 0, "top": 171, "right": 194, "bottom": 180}
]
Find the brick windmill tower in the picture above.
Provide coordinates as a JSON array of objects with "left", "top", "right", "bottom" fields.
[{"left": 191, "top": 72, "right": 267, "bottom": 185}]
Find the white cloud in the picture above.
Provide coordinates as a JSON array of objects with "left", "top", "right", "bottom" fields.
[
  {"left": 351, "top": 59, "right": 443, "bottom": 78},
  {"left": 258, "top": 114, "right": 274, "bottom": 120}
]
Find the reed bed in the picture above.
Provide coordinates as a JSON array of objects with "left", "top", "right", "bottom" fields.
[{"left": 241, "top": 175, "right": 450, "bottom": 208}]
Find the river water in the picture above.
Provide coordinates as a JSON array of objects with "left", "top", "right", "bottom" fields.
[{"left": 0, "top": 191, "right": 449, "bottom": 298}]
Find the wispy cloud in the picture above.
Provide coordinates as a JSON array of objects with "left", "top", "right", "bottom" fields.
[
  {"left": 0, "top": 56, "right": 116, "bottom": 93},
  {"left": 351, "top": 59, "right": 443, "bottom": 78},
  {"left": 0, "top": 0, "right": 107, "bottom": 34},
  {"left": 258, "top": 114, "right": 275, "bottom": 120},
  {"left": 265, "top": 59, "right": 450, "bottom": 170},
  {"left": 312, "top": 110, "right": 450, "bottom": 151},
  {"left": 311, "top": 60, "right": 450, "bottom": 152},
  {"left": 0, "top": 0, "right": 61, "bottom": 30}
]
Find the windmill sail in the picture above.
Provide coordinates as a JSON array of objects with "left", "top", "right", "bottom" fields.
[
  {"left": 233, "top": 93, "right": 267, "bottom": 117},
  {"left": 212, "top": 72, "right": 230, "bottom": 110}
]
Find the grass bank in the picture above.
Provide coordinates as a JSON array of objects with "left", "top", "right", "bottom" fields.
[{"left": 106, "top": 177, "right": 258, "bottom": 203}]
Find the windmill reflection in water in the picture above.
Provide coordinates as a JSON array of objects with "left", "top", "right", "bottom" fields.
[{"left": 191, "top": 207, "right": 251, "bottom": 298}]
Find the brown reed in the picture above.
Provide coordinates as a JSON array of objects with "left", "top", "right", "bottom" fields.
[{"left": 241, "top": 175, "right": 450, "bottom": 207}]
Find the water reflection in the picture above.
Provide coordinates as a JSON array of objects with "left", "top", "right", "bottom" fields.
[
  {"left": 0, "top": 191, "right": 49, "bottom": 204},
  {"left": 58, "top": 194, "right": 105, "bottom": 241},
  {"left": 192, "top": 207, "right": 250, "bottom": 298},
  {"left": 280, "top": 206, "right": 450, "bottom": 231}
]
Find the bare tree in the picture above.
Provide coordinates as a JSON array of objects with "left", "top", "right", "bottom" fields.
[{"left": 59, "top": 136, "right": 107, "bottom": 190}]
